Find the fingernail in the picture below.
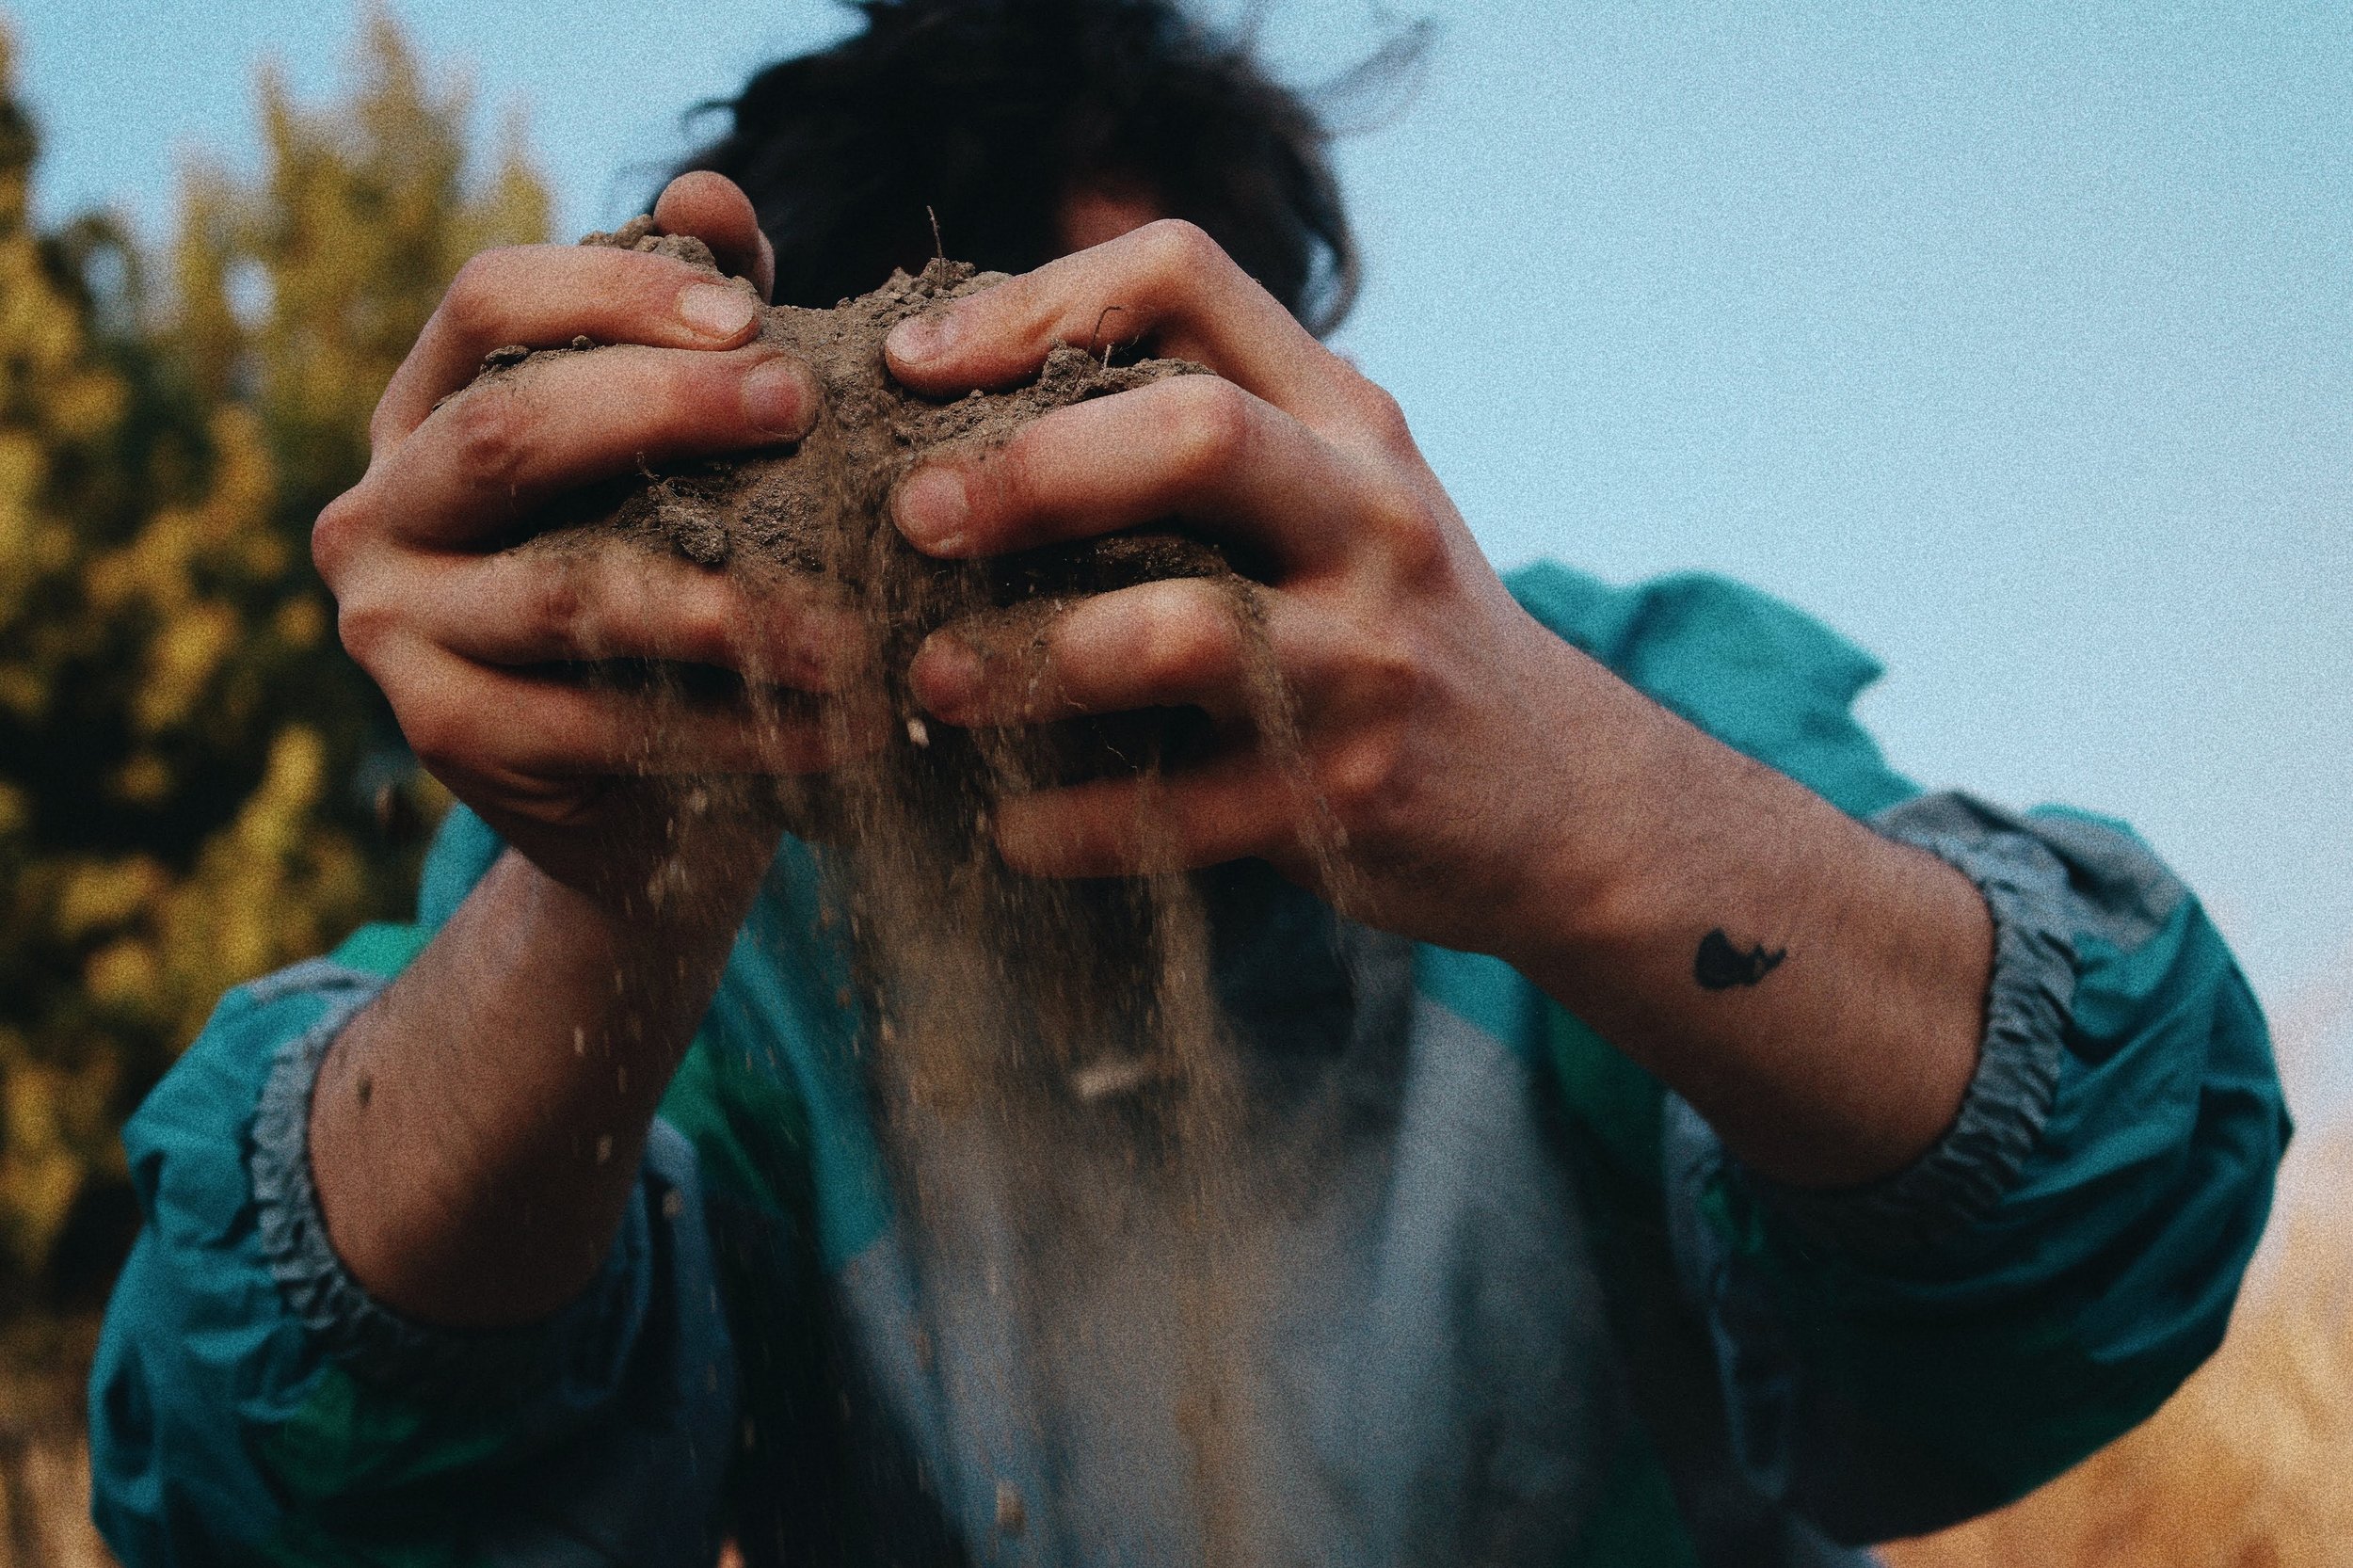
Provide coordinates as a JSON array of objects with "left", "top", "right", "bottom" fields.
[
  {"left": 911, "top": 635, "right": 983, "bottom": 720},
  {"left": 741, "top": 358, "right": 816, "bottom": 439},
  {"left": 894, "top": 466, "right": 969, "bottom": 554},
  {"left": 887, "top": 307, "right": 960, "bottom": 366},
  {"left": 679, "top": 281, "right": 759, "bottom": 340}
]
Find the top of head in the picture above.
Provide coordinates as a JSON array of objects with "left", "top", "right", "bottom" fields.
[{"left": 669, "top": 0, "right": 1427, "bottom": 337}]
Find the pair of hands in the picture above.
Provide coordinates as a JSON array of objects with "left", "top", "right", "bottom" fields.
[
  {"left": 315, "top": 172, "right": 1998, "bottom": 1207},
  {"left": 314, "top": 173, "right": 1598, "bottom": 957}
]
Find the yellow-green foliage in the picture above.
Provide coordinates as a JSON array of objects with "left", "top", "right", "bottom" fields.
[{"left": 0, "top": 9, "right": 547, "bottom": 1314}]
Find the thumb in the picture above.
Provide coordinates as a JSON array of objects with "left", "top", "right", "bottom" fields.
[{"left": 653, "top": 171, "right": 778, "bottom": 302}]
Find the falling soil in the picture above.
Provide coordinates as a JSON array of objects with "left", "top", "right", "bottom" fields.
[{"left": 489, "top": 217, "right": 1342, "bottom": 1561}]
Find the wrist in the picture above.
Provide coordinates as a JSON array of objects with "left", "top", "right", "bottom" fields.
[
  {"left": 310, "top": 841, "right": 760, "bottom": 1324},
  {"left": 502, "top": 802, "right": 781, "bottom": 954},
  {"left": 500, "top": 843, "right": 764, "bottom": 1011},
  {"left": 1481, "top": 638, "right": 1680, "bottom": 978}
]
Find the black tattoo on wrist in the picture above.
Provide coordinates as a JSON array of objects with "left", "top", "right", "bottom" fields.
[{"left": 1694, "top": 929, "right": 1787, "bottom": 990}]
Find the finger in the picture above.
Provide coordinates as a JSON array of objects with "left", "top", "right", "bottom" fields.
[
  {"left": 376, "top": 246, "right": 766, "bottom": 443},
  {"left": 991, "top": 752, "right": 1314, "bottom": 878},
  {"left": 366, "top": 343, "right": 816, "bottom": 548},
  {"left": 653, "top": 172, "right": 776, "bottom": 299},
  {"left": 911, "top": 577, "right": 1261, "bottom": 727},
  {"left": 885, "top": 218, "right": 1358, "bottom": 419},
  {"left": 385, "top": 638, "right": 882, "bottom": 781},
  {"left": 892, "top": 372, "right": 1382, "bottom": 568},
  {"left": 349, "top": 545, "right": 869, "bottom": 694}
]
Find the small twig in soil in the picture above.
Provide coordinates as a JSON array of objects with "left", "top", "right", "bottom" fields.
[
  {"left": 1087, "top": 304, "right": 1130, "bottom": 366},
  {"left": 927, "top": 205, "right": 945, "bottom": 261}
]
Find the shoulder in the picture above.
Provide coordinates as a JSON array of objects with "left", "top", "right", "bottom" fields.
[
  {"left": 1504, "top": 561, "right": 1883, "bottom": 699},
  {"left": 1504, "top": 561, "right": 1915, "bottom": 818}
]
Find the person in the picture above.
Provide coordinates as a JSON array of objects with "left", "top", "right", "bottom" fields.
[{"left": 88, "top": 2, "right": 2287, "bottom": 1564}]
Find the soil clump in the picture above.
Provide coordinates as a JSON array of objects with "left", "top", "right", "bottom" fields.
[{"left": 514, "top": 214, "right": 1231, "bottom": 636}]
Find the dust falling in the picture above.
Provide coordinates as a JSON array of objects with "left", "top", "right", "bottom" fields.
[{"left": 505, "top": 220, "right": 1348, "bottom": 1560}]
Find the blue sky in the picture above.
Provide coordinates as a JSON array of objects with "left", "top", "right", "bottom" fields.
[{"left": 11, "top": 1, "right": 2352, "bottom": 1110}]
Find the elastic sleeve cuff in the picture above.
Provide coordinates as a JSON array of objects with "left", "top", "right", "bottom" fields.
[
  {"left": 1735, "top": 792, "right": 2079, "bottom": 1263},
  {"left": 247, "top": 968, "right": 650, "bottom": 1406}
]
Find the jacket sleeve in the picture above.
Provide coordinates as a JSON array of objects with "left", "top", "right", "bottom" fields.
[
  {"left": 88, "top": 814, "right": 740, "bottom": 1568},
  {"left": 1662, "top": 793, "right": 2287, "bottom": 1544},
  {"left": 1500, "top": 561, "right": 2287, "bottom": 1543}
]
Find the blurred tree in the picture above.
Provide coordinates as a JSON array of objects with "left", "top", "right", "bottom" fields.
[{"left": 0, "top": 8, "right": 547, "bottom": 1323}]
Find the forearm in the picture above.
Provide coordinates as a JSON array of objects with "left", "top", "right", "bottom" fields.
[
  {"left": 1505, "top": 656, "right": 1993, "bottom": 1189},
  {"left": 310, "top": 845, "right": 761, "bottom": 1325}
]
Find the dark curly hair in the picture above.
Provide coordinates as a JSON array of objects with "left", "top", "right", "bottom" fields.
[{"left": 676, "top": 0, "right": 1411, "bottom": 335}]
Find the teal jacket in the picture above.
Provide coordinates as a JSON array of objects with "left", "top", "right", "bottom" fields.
[{"left": 88, "top": 564, "right": 2287, "bottom": 1567}]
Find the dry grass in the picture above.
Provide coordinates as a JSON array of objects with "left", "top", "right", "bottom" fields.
[{"left": 0, "top": 1377, "right": 113, "bottom": 1568}]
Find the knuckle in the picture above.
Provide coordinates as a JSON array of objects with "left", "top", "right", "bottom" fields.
[
  {"left": 1379, "top": 502, "right": 1449, "bottom": 582},
  {"left": 1354, "top": 472, "right": 1449, "bottom": 580},
  {"left": 1351, "top": 378, "right": 1416, "bottom": 452},
  {"left": 1167, "top": 376, "right": 1253, "bottom": 484},
  {"left": 1355, "top": 636, "right": 1424, "bottom": 712},
  {"left": 1135, "top": 218, "right": 1228, "bottom": 284},
  {"left": 310, "top": 488, "right": 366, "bottom": 584},
  {"left": 362, "top": 378, "right": 409, "bottom": 452},
  {"left": 439, "top": 381, "right": 531, "bottom": 491},
  {"left": 393, "top": 695, "right": 470, "bottom": 776},
  {"left": 1317, "top": 636, "right": 1424, "bottom": 823},
  {"left": 670, "top": 602, "right": 727, "bottom": 664},
  {"left": 440, "top": 250, "right": 509, "bottom": 336},
  {"left": 1139, "top": 591, "right": 1239, "bottom": 688},
  {"left": 366, "top": 396, "right": 403, "bottom": 456},
  {"left": 664, "top": 584, "right": 737, "bottom": 663},
  {"left": 1321, "top": 724, "right": 1409, "bottom": 827},
  {"left": 334, "top": 594, "right": 395, "bottom": 667},
  {"left": 528, "top": 568, "right": 589, "bottom": 654},
  {"left": 654, "top": 348, "right": 730, "bottom": 427}
]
